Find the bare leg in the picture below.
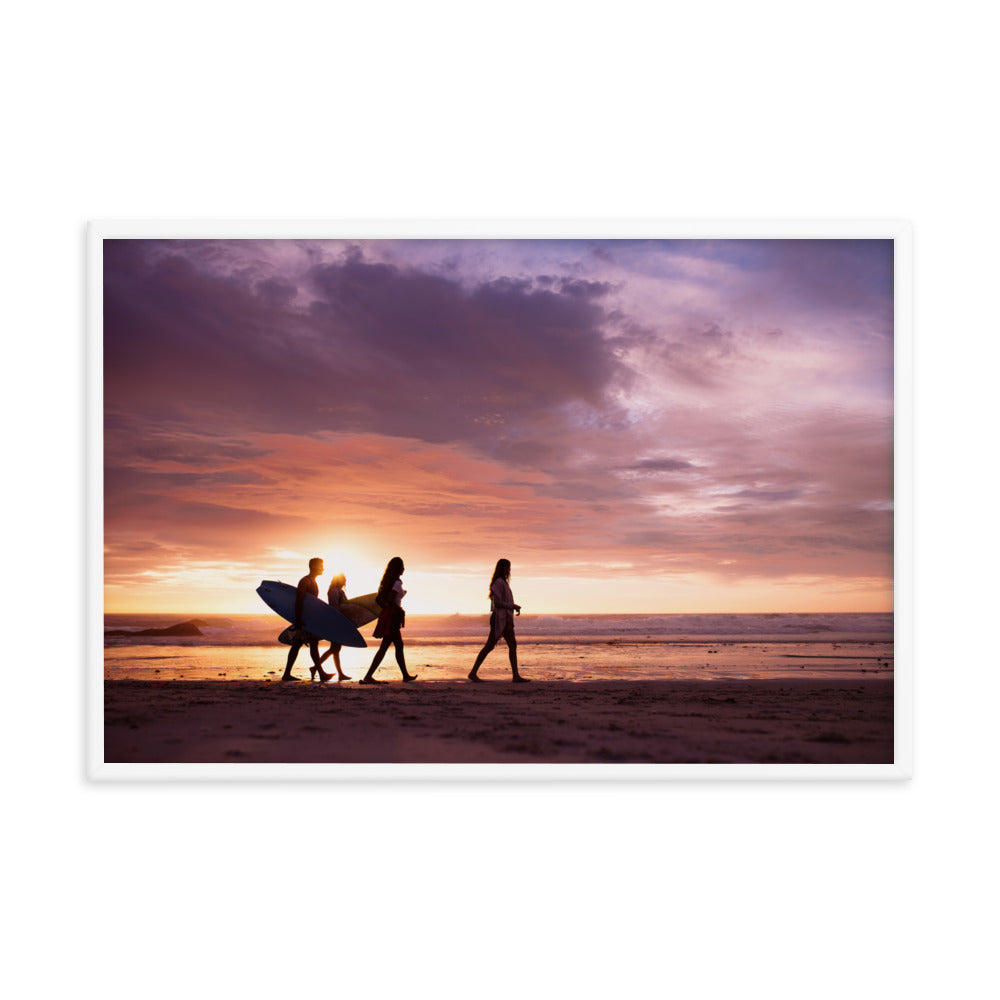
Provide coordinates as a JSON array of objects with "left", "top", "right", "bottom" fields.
[
  {"left": 469, "top": 636, "right": 498, "bottom": 680},
  {"left": 282, "top": 642, "right": 302, "bottom": 681},
  {"left": 509, "top": 638, "right": 529, "bottom": 682},
  {"left": 395, "top": 637, "right": 417, "bottom": 681},
  {"left": 306, "top": 640, "right": 333, "bottom": 682},
  {"left": 319, "top": 644, "right": 348, "bottom": 680},
  {"left": 361, "top": 636, "right": 393, "bottom": 684},
  {"left": 331, "top": 647, "right": 349, "bottom": 680}
]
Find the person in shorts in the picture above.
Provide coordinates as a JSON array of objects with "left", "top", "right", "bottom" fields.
[{"left": 281, "top": 557, "right": 329, "bottom": 682}]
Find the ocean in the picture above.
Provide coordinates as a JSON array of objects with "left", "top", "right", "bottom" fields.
[{"left": 104, "top": 612, "right": 894, "bottom": 682}]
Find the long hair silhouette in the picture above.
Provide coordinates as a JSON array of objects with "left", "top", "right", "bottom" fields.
[
  {"left": 489, "top": 558, "right": 511, "bottom": 598},
  {"left": 378, "top": 556, "right": 405, "bottom": 605}
]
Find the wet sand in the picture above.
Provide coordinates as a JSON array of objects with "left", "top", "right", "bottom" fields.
[{"left": 104, "top": 678, "right": 894, "bottom": 764}]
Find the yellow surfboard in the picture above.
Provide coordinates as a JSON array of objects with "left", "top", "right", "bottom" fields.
[{"left": 338, "top": 592, "right": 382, "bottom": 627}]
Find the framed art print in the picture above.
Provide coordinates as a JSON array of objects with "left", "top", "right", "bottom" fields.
[{"left": 88, "top": 220, "right": 911, "bottom": 780}]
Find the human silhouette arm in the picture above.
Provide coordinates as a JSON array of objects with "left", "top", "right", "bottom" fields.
[
  {"left": 492, "top": 580, "right": 521, "bottom": 614},
  {"left": 294, "top": 578, "right": 307, "bottom": 627}
]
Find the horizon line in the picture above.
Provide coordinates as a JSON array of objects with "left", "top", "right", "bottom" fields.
[{"left": 103, "top": 608, "right": 894, "bottom": 617}]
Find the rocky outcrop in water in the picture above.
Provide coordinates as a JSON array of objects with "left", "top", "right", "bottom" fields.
[{"left": 105, "top": 619, "right": 204, "bottom": 637}]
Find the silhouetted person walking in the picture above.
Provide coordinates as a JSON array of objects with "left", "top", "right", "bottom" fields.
[
  {"left": 468, "top": 558, "right": 529, "bottom": 682},
  {"left": 360, "top": 557, "right": 417, "bottom": 684},
  {"left": 317, "top": 572, "right": 351, "bottom": 681},
  {"left": 282, "top": 557, "right": 331, "bottom": 682}
]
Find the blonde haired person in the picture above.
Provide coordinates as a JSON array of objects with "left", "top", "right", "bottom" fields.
[{"left": 316, "top": 572, "right": 351, "bottom": 681}]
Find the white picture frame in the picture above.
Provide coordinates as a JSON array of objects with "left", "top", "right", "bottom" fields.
[{"left": 88, "top": 219, "right": 911, "bottom": 781}]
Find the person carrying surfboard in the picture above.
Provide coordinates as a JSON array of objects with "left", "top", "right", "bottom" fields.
[
  {"left": 316, "top": 572, "right": 351, "bottom": 681},
  {"left": 359, "top": 557, "right": 418, "bottom": 684},
  {"left": 281, "top": 557, "right": 332, "bottom": 682},
  {"left": 468, "top": 559, "right": 530, "bottom": 683}
]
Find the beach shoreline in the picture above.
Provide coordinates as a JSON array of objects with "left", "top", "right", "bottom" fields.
[{"left": 105, "top": 677, "right": 893, "bottom": 765}]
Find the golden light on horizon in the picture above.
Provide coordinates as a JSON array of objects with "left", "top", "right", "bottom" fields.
[{"left": 105, "top": 558, "right": 893, "bottom": 617}]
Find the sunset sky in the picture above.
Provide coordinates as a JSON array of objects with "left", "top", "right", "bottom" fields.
[{"left": 103, "top": 237, "right": 894, "bottom": 615}]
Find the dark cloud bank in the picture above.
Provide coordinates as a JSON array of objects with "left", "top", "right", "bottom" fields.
[
  {"left": 104, "top": 241, "right": 629, "bottom": 466},
  {"left": 103, "top": 240, "right": 894, "bottom": 589}
]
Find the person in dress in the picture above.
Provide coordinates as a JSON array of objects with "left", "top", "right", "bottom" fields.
[
  {"left": 316, "top": 572, "right": 351, "bottom": 681},
  {"left": 468, "top": 558, "right": 529, "bottom": 683},
  {"left": 359, "top": 557, "right": 418, "bottom": 684}
]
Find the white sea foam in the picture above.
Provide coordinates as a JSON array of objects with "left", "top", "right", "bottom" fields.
[{"left": 103, "top": 612, "right": 892, "bottom": 649}]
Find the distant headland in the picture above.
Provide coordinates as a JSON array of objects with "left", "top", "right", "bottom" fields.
[{"left": 104, "top": 619, "right": 211, "bottom": 637}]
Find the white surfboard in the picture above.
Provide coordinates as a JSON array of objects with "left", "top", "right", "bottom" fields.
[{"left": 256, "top": 580, "right": 367, "bottom": 647}]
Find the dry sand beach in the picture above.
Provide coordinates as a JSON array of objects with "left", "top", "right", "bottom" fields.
[{"left": 104, "top": 677, "right": 893, "bottom": 765}]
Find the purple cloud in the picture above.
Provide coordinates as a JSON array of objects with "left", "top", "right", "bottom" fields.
[{"left": 103, "top": 237, "right": 895, "bottom": 611}]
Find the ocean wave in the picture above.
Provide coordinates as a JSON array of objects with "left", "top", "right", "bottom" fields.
[{"left": 103, "top": 612, "right": 893, "bottom": 648}]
